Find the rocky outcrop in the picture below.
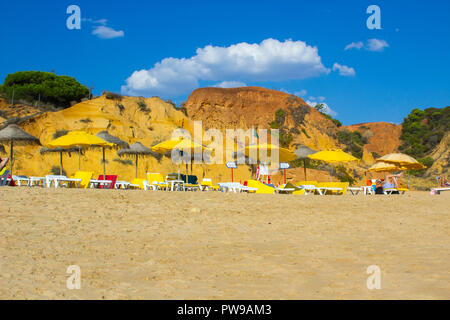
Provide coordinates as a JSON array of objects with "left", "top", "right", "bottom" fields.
[
  {"left": 185, "top": 86, "right": 340, "bottom": 150},
  {"left": 346, "top": 122, "right": 402, "bottom": 157}
]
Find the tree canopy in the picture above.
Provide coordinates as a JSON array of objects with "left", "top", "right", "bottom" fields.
[{"left": 0, "top": 71, "right": 89, "bottom": 108}]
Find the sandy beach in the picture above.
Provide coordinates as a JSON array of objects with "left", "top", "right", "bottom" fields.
[{"left": 0, "top": 187, "right": 448, "bottom": 299}]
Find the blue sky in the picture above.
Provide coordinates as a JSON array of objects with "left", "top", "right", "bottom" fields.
[{"left": 1, "top": 0, "right": 449, "bottom": 125}]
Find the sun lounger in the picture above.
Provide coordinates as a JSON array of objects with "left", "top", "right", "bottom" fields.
[
  {"left": 200, "top": 178, "right": 221, "bottom": 191},
  {"left": 384, "top": 188, "right": 408, "bottom": 195},
  {"left": 184, "top": 183, "right": 200, "bottom": 191},
  {"left": 89, "top": 179, "right": 113, "bottom": 189},
  {"left": 130, "top": 178, "right": 146, "bottom": 189},
  {"left": 12, "top": 175, "right": 29, "bottom": 187},
  {"left": 348, "top": 187, "right": 363, "bottom": 195},
  {"left": 97, "top": 175, "right": 117, "bottom": 189},
  {"left": 218, "top": 182, "right": 257, "bottom": 193},
  {"left": 115, "top": 181, "right": 131, "bottom": 189},
  {"left": 28, "top": 176, "right": 45, "bottom": 187},
  {"left": 147, "top": 173, "right": 168, "bottom": 190},
  {"left": 69, "top": 172, "right": 93, "bottom": 189},
  {"left": 431, "top": 187, "right": 450, "bottom": 195},
  {"left": 45, "top": 175, "right": 82, "bottom": 188}
]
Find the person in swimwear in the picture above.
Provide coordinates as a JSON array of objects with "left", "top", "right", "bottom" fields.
[
  {"left": 0, "top": 157, "right": 9, "bottom": 174},
  {"left": 384, "top": 172, "right": 403, "bottom": 189}
]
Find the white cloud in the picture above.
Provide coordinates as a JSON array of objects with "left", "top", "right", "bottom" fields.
[
  {"left": 213, "top": 81, "right": 246, "bottom": 88},
  {"left": 345, "top": 41, "right": 364, "bottom": 50},
  {"left": 367, "top": 38, "right": 389, "bottom": 52},
  {"left": 294, "top": 89, "right": 307, "bottom": 97},
  {"left": 94, "top": 19, "right": 108, "bottom": 26},
  {"left": 92, "top": 25, "right": 124, "bottom": 39},
  {"left": 345, "top": 39, "right": 389, "bottom": 52},
  {"left": 332, "top": 63, "right": 356, "bottom": 76},
  {"left": 122, "top": 38, "right": 331, "bottom": 97},
  {"left": 306, "top": 100, "right": 337, "bottom": 117}
]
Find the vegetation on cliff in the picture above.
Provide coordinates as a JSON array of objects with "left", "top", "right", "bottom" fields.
[
  {"left": 0, "top": 71, "right": 89, "bottom": 108},
  {"left": 399, "top": 106, "right": 449, "bottom": 170}
]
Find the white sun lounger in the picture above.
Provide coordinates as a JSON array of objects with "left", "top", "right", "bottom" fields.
[
  {"left": 12, "top": 175, "right": 30, "bottom": 187},
  {"left": 115, "top": 181, "right": 131, "bottom": 189},
  {"left": 28, "top": 176, "right": 45, "bottom": 187},
  {"left": 348, "top": 187, "right": 363, "bottom": 195},
  {"left": 89, "top": 180, "right": 113, "bottom": 189},
  {"left": 218, "top": 182, "right": 257, "bottom": 193},
  {"left": 431, "top": 187, "right": 450, "bottom": 195},
  {"left": 45, "top": 175, "right": 82, "bottom": 188}
]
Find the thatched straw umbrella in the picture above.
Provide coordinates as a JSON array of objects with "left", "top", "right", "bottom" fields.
[
  {"left": 117, "top": 142, "right": 159, "bottom": 178},
  {"left": 0, "top": 124, "right": 41, "bottom": 174},
  {"left": 294, "top": 145, "right": 317, "bottom": 180},
  {"left": 40, "top": 147, "right": 79, "bottom": 175},
  {"left": 96, "top": 130, "right": 129, "bottom": 177}
]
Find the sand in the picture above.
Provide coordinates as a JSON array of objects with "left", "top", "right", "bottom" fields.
[{"left": 0, "top": 187, "right": 448, "bottom": 299}]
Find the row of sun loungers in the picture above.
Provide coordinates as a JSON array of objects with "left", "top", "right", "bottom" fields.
[{"left": 1, "top": 170, "right": 416, "bottom": 195}]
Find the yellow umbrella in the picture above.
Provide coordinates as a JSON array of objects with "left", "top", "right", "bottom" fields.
[
  {"left": 308, "top": 149, "right": 358, "bottom": 181},
  {"left": 376, "top": 153, "right": 422, "bottom": 167},
  {"left": 376, "top": 153, "right": 426, "bottom": 189},
  {"left": 152, "top": 137, "right": 210, "bottom": 181},
  {"left": 367, "top": 161, "right": 398, "bottom": 172},
  {"left": 242, "top": 143, "right": 297, "bottom": 163},
  {"left": 152, "top": 137, "right": 209, "bottom": 154},
  {"left": 47, "top": 131, "right": 113, "bottom": 171}
]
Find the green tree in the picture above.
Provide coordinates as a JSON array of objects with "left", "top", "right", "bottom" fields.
[{"left": 1, "top": 71, "right": 89, "bottom": 108}]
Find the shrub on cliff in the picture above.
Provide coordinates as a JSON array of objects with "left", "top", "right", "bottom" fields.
[
  {"left": 1, "top": 71, "right": 89, "bottom": 108},
  {"left": 399, "top": 106, "right": 449, "bottom": 159}
]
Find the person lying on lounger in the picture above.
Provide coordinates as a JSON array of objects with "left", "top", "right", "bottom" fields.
[
  {"left": 384, "top": 172, "right": 403, "bottom": 189},
  {"left": 375, "top": 179, "right": 384, "bottom": 194}
]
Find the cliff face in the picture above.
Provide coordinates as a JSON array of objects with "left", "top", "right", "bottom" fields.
[
  {"left": 345, "top": 122, "right": 402, "bottom": 157},
  {"left": 427, "top": 132, "right": 449, "bottom": 177},
  {"left": 185, "top": 86, "right": 340, "bottom": 150},
  {"left": 0, "top": 95, "right": 250, "bottom": 182}
]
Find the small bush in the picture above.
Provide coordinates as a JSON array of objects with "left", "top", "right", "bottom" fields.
[
  {"left": 104, "top": 91, "right": 123, "bottom": 101},
  {"left": 50, "top": 166, "right": 66, "bottom": 176},
  {"left": 113, "top": 158, "right": 133, "bottom": 166},
  {"left": 79, "top": 118, "right": 92, "bottom": 124},
  {"left": 115, "top": 103, "right": 125, "bottom": 114},
  {"left": 137, "top": 99, "right": 150, "bottom": 114},
  {"left": 53, "top": 129, "right": 69, "bottom": 139}
]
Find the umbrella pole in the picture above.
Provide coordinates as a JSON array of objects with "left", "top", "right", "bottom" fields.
[
  {"left": 10, "top": 140, "right": 13, "bottom": 174},
  {"left": 103, "top": 147, "right": 106, "bottom": 178},
  {"left": 304, "top": 159, "right": 307, "bottom": 180},
  {"left": 60, "top": 152, "right": 63, "bottom": 175},
  {"left": 135, "top": 154, "right": 138, "bottom": 178},
  {"left": 78, "top": 148, "right": 81, "bottom": 171}
]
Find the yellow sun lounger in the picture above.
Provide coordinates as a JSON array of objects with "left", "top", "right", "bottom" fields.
[
  {"left": 316, "top": 182, "right": 349, "bottom": 195},
  {"left": 200, "top": 178, "right": 221, "bottom": 191},
  {"left": 130, "top": 178, "right": 145, "bottom": 189},
  {"left": 246, "top": 180, "right": 294, "bottom": 194},
  {"left": 146, "top": 173, "right": 167, "bottom": 190},
  {"left": 70, "top": 171, "right": 93, "bottom": 189}
]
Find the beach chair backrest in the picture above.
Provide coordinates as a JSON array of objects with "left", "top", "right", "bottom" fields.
[
  {"left": 72, "top": 171, "right": 93, "bottom": 189},
  {"left": 98, "top": 175, "right": 117, "bottom": 189},
  {"left": 201, "top": 178, "right": 212, "bottom": 186},
  {"left": 147, "top": 173, "right": 165, "bottom": 184},
  {"left": 296, "top": 181, "right": 318, "bottom": 187},
  {"left": 131, "top": 178, "right": 145, "bottom": 189}
]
